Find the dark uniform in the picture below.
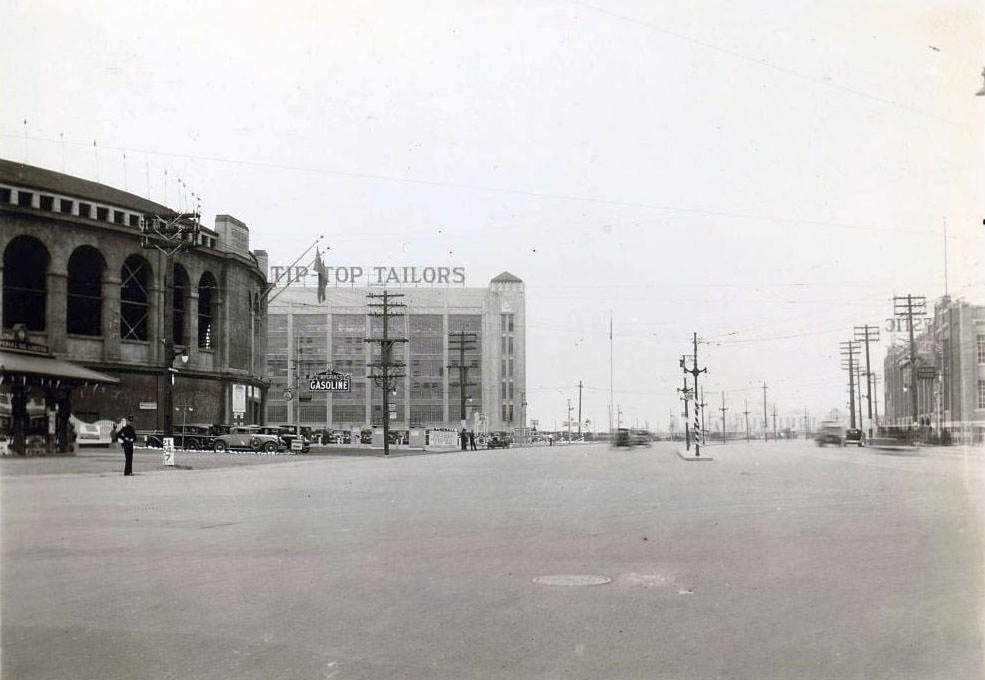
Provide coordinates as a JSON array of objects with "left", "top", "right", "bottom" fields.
[
  {"left": 469, "top": 431, "right": 477, "bottom": 451},
  {"left": 119, "top": 417, "right": 137, "bottom": 476}
]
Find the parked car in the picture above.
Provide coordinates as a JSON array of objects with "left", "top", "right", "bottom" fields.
[
  {"left": 212, "top": 426, "right": 285, "bottom": 453},
  {"left": 144, "top": 424, "right": 216, "bottom": 450},
  {"left": 814, "top": 422, "right": 845, "bottom": 446},
  {"left": 630, "top": 430, "right": 652, "bottom": 447},
  {"left": 486, "top": 432, "right": 512, "bottom": 449},
  {"left": 259, "top": 425, "right": 310, "bottom": 453}
]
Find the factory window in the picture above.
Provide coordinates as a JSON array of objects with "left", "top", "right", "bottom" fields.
[
  {"left": 2, "top": 235, "right": 49, "bottom": 331},
  {"left": 96, "top": 206, "right": 109, "bottom": 221},
  {"left": 198, "top": 272, "right": 218, "bottom": 349},
  {"left": 17, "top": 191, "right": 33, "bottom": 207},
  {"left": 67, "top": 246, "right": 104, "bottom": 336},
  {"left": 979, "top": 380, "right": 985, "bottom": 409},
  {"left": 129, "top": 214, "right": 140, "bottom": 228},
  {"left": 78, "top": 202, "right": 92, "bottom": 218},
  {"left": 977, "top": 335, "right": 985, "bottom": 364},
  {"left": 113, "top": 210, "right": 125, "bottom": 224},
  {"left": 120, "top": 255, "right": 151, "bottom": 340},
  {"left": 60, "top": 199, "right": 73, "bottom": 214},
  {"left": 40, "top": 195, "right": 54, "bottom": 211}
]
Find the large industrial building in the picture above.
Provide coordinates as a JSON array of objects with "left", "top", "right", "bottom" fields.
[
  {"left": 883, "top": 295, "right": 985, "bottom": 444},
  {"left": 265, "top": 271, "right": 526, "bottom": 434},
  {"left": 0, "top": 159, "right": 270, "bottom": 452}
]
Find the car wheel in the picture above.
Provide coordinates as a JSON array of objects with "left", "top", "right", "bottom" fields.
[
  {"left": 185, "top": 438, "right": 199, "bottom": 451},
  {"left": 213, "top": 440, "right": 228, "bottom": 452},
  {"left": 263, "top": 441, "right": 277, "bottom": 453}
]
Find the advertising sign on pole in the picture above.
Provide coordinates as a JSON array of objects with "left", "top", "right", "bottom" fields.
[{"left": 232, "top": 384, "right": 247, "bottom": 414}]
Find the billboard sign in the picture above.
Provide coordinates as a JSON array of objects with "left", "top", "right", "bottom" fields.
[{"left": 308, "top": 369, "right": 351, "bottom": 392}]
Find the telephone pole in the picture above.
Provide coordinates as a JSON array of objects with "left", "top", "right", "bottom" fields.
[
  {"left": 577, "top": 380, "right": 583, "bottom": 437},
  {"left": 719, "top": 392, "right": 728, "bottom": 444},
  {"left": 893, "top": 295, "right": 926, "bottom": 429},
  {"left": 681, "top": 333, "right": 707, "bottom": 456},
  {"left": 365, "top": 291, "right": 407, "bottom": 456},
  {"left": 854, "top": 324, "right": 880, "bottom": 437},
  {"left": 448, "top": 331, "right": 477, "bottom": 425},
  {"left": 762, "top": 382, "right": 768, "bottom": 441},
  {"left": 140, "top": 210, "right": 201, "bottom": 440},
  {"left": 840, "top": 340, "right": 860, "bottom": 429},
  {"left": 743, "top": 400, "right": 751, "bottom": 442},
  {"left": 772, "top": 403, "right": 778, "bottom": 440},
  {"left": 677, "top": 363, "right": 691, "bottom": 450},
  {"left": 567, "top": 399, "right": 573, "bottom": 442}
]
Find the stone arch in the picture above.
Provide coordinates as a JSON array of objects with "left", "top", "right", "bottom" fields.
[
  {"left": 197, "top": 271, "right": 218, "bottom": 349},
  {"left": 3, "top": 235, "right": 50, "bottom": 331},
  {"left": 67, "top": 245, "right": 106, "bottom": 336},
  {"left": 120, "top": 254, "right": 153, "bottom": 341},
  {"left": 173, "top": 263, "right": 190, "bottom": 347}
]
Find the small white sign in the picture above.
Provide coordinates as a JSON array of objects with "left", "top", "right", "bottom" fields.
[
  {"left": 291, "top": 440, "right": 303, "bottom": 451},
  {"left": 162, "top": 437, "right": 175, "bottom": 466},
  {"left": 139, "top": 402, "right": 157, "bottom": 410},
  {"left": 389, "top": 412, "right": 397, "bottom": 420}
]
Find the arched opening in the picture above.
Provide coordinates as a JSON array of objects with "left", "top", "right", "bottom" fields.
[
  {"left": 173, "top": 264, "right": 190, "bottom": 347},
  {"left": 67, "top": 246, "right": 105, "bottom": 335},
  {"left": 120, "top": 255, "right": 151, "bottom": 341},
  {"left": 2, "top": 235, "right": 50, "bottom": 331},
  {"left": 197, "top": 272, "right": 217, "bottom": 349}
]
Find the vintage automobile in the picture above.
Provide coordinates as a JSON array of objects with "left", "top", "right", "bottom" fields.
[
  {"left": 212, "top": 426, "right": 286, "bottom": 453},
  {"left": 143, "top": 424, "right": 216, "bottom": 450},
  {"left": 613, "top": 428, "right": 633, "bottom": 448},
  {"left": 844, "top": 428, "right": 865, "bottom": 447},
  {"left": 485, "top": 432, "right": 512, "bottom": 449},
  {"left": 257, "top": 425, "right": 311, "bottom": 453},
  {"left": 814, "top": 422, "right": 846, "bottom": 447}
]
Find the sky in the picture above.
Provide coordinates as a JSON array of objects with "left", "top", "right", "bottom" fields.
[{"left": 2, "top": 0, "right": 983, "bottom": 432}]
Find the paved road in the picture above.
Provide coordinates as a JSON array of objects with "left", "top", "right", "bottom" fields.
[{"left": 3, "top": 441, "right": 983, "bottom": 679}]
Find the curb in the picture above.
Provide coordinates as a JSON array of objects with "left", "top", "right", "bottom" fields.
[{"left": 675, "top": 449, "right": 714, "bottom": 461}]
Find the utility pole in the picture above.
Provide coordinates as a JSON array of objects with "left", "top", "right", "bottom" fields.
[
  {"left": 567, "top": 399, "right": 573, "bottom": 442},
  {"left": 577, "top": 380, "right": 583, "bottom": 438},
  {"left": 365, "top": 291, "right": 407, "bottom": 456},
  {"left": 677, "top": 365, "right": 691, "bottom": 451},
  {"left": 762, "top": 382, "right": 768, "bottom": 442},
  {"left": 893, "top": 295, "right": 926, "bottom": 430},
  {"left": 448, "top": 331, "right": 478, "bottom": 425},
  {"left": 871, "top": 373, "right": 880, "bottom": 429},
  {"left": 840, "top": 340, "right": 860, "bottom": 429},
  {"left": 854, "top": 324, "right": 880, "bottom": 437},
  {"left": 140, "top": 210, "right": 201, "bottom": 442},
  {"left": 743, "top": 400, "right": 750, "bottom": 442},
  {"left": 804, "top": 407, "right": 810, "bottom": 438},
  {"left": 719, "top": 392, "right": 728, "bottom": 444},
  {"left": 680, "top": 333, "right": 707, "bottom": 456},
  {"left": 616, "top": 404, "right": 623, "bottom": 430},
  {"left": 609, "top": 310, "right": 613, "bottom": 437},
  {"left": 772, "top": 403, "right": 778, "bottom": 440}
]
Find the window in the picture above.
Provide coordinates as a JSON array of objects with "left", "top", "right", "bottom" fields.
[
  {"left": 198, "top": 272, "right": 218, "bottom": 349},
  {"left": 78, "top": 202, "right": 92, "bottom": 218},
  {"left": 113, "top": 210, "right": 125, "bottom": 224},
  {"left": 173, "top": 265, "right": 190, "bottom": 346},
  {"left": 508, "top": 315, "right": 514, "bottom": 332},
  {"left": 129, "top": 214, "right": 140, "bottom": 227},
  {"left": 120, "top": 256, "right": 150, "bottom": 340},
  {"left": 67, "top": 246, "right": 104, "bottom": 336},
  {"left": 96, "top": 207, "right": 109, "bottom": 221},
  {"left": 40, "top": 195, "right": 54, "bottom": 211},
  {"left": 2, "top": 236, "right": 49, "bottom": 331},
  {"left": 979, "top": 380, "right": 985, "bottom": 410},
  {"left": 977, "top": 335, "right": 985, "bottom": 364},
  {"left": 508, "top": 336, "right": 514, "bottom": 354},
  {"left": 0, "top": 188, "right": 10, "bottom": 203},
  {"left": 60, "top": 199, "right": 73, "bottom": 214},
  {"left": 17, "top": 191, "right": 33, "bottom": 207}
]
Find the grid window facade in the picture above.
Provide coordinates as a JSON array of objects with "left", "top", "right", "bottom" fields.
[
  {"left": 979, "top": 380, "right": 985, "bottom": 410},
  {"left": 977, "top": 335, "right": 985, "bottom": 364}
]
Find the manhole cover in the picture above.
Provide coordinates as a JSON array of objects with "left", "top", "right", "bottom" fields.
[{"left": 533, "top": 575, "right": 611, "bottom": 586}]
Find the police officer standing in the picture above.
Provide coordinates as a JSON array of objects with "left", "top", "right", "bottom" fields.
[{"left": 118, "top": 415, "right": 137, "bottom": 476}]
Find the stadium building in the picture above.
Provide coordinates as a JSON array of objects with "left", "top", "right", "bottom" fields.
[
  {"left": 0, "top": 159, "right": 269, "bottom": 453},
  {"left": 266, "top": 270, "right": 526, "bottom": 435}
]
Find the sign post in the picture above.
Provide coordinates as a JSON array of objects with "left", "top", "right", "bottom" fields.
[{"left": 163, "top": 437, "right": 175, "bottom": 466}]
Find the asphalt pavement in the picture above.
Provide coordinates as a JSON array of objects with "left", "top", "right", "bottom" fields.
[{"left": 2, "top": 440, "right": 983, "bottom": 679}]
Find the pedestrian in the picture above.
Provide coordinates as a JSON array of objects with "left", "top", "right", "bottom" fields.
[
  {"left": 460, "top": 428, "right": 468, "bottom": 451},
  {"left": 118, "top": 415, "right": 137, "bottom": 476},
  {"left": 469, "top": 430, "right": 477, "bottom": 451}
]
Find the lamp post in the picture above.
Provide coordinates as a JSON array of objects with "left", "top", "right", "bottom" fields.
[{"left": 164, "top": 347, "right": 189, "bottom": 440}]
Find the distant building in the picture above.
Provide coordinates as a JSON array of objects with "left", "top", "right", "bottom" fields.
[
  {"left": 265, "top": 271, "right": 526, "bottom": 433},
  {"left": 883, "top": 296, "right": 984, "bottom": 443},
  {"left": 0, "top": 160, "right": 269, "bottom": 434}
]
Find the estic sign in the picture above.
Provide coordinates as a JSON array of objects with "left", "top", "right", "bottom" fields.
[{"left": 308, "top": 369, "right": 351, "bottom": 392}]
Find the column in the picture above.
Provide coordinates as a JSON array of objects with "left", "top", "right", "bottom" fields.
[
  {"left": 47, "top": 270, "right": 68, "bottom": 353},
  {"left": 102, "top": 273, "right": 121, "bottom": 361}
]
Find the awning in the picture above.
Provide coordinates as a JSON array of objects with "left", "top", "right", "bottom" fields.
[{"left": 0, "top": 350, "right": 120, "bottom": 385}]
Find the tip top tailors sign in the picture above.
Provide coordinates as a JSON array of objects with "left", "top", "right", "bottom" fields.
[{"left": 308, "top": 369, "right": 351, "bottom": 392}]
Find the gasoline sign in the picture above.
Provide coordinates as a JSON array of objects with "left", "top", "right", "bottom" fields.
[{"left": 308, "top": 369, "right": 351, "bottom": 392}]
